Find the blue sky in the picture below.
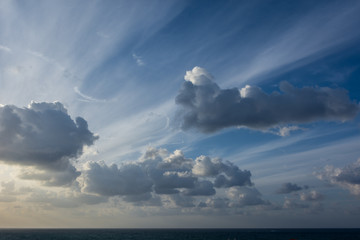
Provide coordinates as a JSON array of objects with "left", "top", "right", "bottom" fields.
[{"left": 0, "top": 0, "right": 360, "bottom": 228}]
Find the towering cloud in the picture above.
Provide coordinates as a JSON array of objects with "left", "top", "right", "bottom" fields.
[
  {"left": 176, "top": 67, "right": 359, "bottom": 133},
  {"left": 0, "top": 101, "right": 98, "bottom": 186}
]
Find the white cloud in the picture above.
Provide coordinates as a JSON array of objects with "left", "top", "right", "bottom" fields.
[
  {"left": 316, "top": 159, "right": 360, "bottom": 195},
  {"left": 132, "top": 54, "right": 145, "bottom": 66},
  {"left": 184, "top": 66, "right": 213, "bottom": 86},
  {"left": 0, "top": 44, "right": 11, "bottom": 53},
  {"left": 300, "top": 190, "right": 324, "bottom": 201}
]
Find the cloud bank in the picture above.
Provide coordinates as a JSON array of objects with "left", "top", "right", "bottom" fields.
[
  {"left": 81, "top": 147, "right": 265, "bottom": 209},
  {"left": 0, "top": 101, "right": 98, "bottom": 186},
  {"left": 176, "top": 67, "right": 359, "bottom": 133}
]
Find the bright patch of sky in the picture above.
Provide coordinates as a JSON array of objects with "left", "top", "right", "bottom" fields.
[{"left": 0, "top": 0, "right": 360, "bottom": 228}]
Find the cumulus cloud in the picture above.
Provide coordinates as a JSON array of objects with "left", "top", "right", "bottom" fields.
[
  {"left": 198, "top": 186, "right": 268, "bottom": 210},
  {"left": 175, "top": 66, "right": 359, "bottom": 133},
  {"left": 300, "top": 190, "right": 324, "bottom": 201},
  {"left": 316, "top": 159, "right": 360, "bottom": 195},
  {"left": 276, "top": 182, "right": 305, "bottom": 194},
  {"left": 82, "top": 162, "right": 153, "bottom": 196},
  {"left": 227, "top": 187, "right": 268, "bottom": 207},
  {"left": 0, "top": 101, "right": 98, "bottom": 186},
  {"left": 182, "top": 180, "right": 215, "bottom": 196},
  {"left": 81, "top": 147, "right": 255, "bottom": 207},
  {"left": 192, "top": 155, "right": 253, "bottom": 188}
]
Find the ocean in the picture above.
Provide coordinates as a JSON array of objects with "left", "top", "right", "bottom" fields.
[{"left": 0, "top": 229, "right": 359, "bottom": 240}]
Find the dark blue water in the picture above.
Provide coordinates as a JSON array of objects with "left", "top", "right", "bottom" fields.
[{"left": 0, "top": 229, "right": 359, "bottom": 240}]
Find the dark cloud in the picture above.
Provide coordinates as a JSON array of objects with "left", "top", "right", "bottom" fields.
[
  {"left": 82, "top": 148, "right": 254, "bottom": 206},
  {"left": 276, "top": 182, "right": 303, "bottom": 194},
  {"left": 317, "top": 159, "right": 360, "bottom": 195},
  {"left": 0, "top": 101, "right": 98, "bottom": 186},
  {"left": 175, "top": 67, "right": 359, "bottom": 133}
]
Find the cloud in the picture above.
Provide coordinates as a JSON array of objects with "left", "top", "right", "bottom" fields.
[
  {"left": 316, "top": 159, "right": 360, "bottom": 195},
  {"left": 132, "top": 54, "right": 145, "bottom": 66},
  {"left": 283, "top": 198, "right": 309, "bottom": 209},
  {"left": 25, "top": 189, "right": 107, "bottom": 208},
  {"left": 176, "top": 67, "right": 359, "bottom": 133},
  {"left": 199, "top": 186, "right": 268, "bottom": 210},
  {"left": 0, "top": 44, "right": 11, "bottom": 53},
  {"left": 192, "top": 155, "right": 253, "bottom": 188},
  {"left": 81, "top": 147, "right": 254, "bottom": 207},
  {"left": 0, "top": 101, "right": 98, "bottom": 186},
  {"left": 74, "top": 87, "right": 109, "bottom": 103},
  {"left": 82, "top": 161, "right": 153, "bottom": 197},
  {"left": 19, "top": 165, "right": 80, "bottom": 187},
  {"left": 227, "top": 187, "right": 268, "bottom": 207},
  {"left": 276, "top": 182, "right": 304, "bottom": 194},
  {"left": 182, "top": 180, "right": 215, "bottom": 196},
  {"left": 0, "top": 181, "right": 17, "bottom": 202},
  {"left": 300, "top": 191, "right": 324, "bottom": 201},
  {"left": 276, "top": 126, "right": 303, "bottom": 137}
]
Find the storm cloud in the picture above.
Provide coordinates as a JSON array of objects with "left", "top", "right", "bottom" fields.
[
  {"left": 175, "top": 67, "right": 359, "bottom": 133},
  {"left": 81, "top": 147, "right": 257, "bottom": 207},
  {"left": 0, "top": 101, "right": 98, "bottom": 186}
]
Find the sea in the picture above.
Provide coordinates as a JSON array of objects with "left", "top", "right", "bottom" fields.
[{"left": 0, "top": 228, "right": 359, "bottom": 240}]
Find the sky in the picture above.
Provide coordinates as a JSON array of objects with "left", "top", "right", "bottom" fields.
[{"left": 0, "top": 0, "right": 360, "bottom": 228}]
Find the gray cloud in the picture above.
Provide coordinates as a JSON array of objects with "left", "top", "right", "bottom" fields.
[
  {"left": 25, "top": 189, "right": 107, "bottom": 208},
  {"left": 82, "top": 162, "right": 153, "bottom": 197},
  {"left": 276, "top": 182, "right": 304, "bottom": 194},
  {"left": 175, "top": 66, "right": 359, "bottom": 133},
  {"left": 200, "top": 187, "right": 268, "bottom": 209},
  {"left": 0, "top": 181, "right": 17, "bottom": 202},
  {"left": 227, "top": 187, "right": 268, "bottom": 207},
  {"left": 182, "top": 180, "right": 215, "bottom": 196},
  {"left": 316, "top": 159, "right": 360, "bottom": 195},
  {"left": 283, "top": 198, "right": 309, "bottom": 209},
  {"left": 192, "top": 156, "right": 252, "bottom": 188},
  {"left": 0, "top": 101, "right": 98, "bottom": 186},
  {"left": 82, "top": 148, "right": 254, "bottom": 206},
  {"left": 300, "top": 191, "right": 324, "bottom": 201}
]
